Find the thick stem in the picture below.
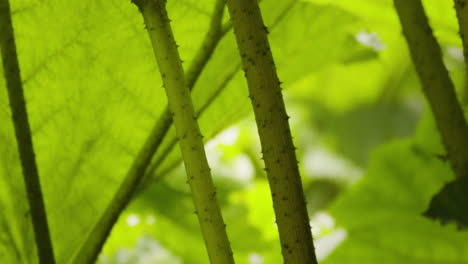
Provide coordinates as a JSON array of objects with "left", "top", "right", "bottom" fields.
[
  {"left": 394, "top": 0, "right": 468, "bottom": 178},
  {"left": 142, "top": 64, "right": 241, "bottom": 187},
  {"left": 226, "top": 1, "right": 318, "bottom": 263},
  {"left": 133, "top": 0, "right": 234, "bottom": 263},
  {"left": 0, "top": 0, "right": 55, "bottom": 263}
]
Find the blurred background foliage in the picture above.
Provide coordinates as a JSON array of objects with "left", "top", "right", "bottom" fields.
[
  {"left": 98, "top": 0, "right": 468, "bottom": 263},
  {"left": 1, "top": 0, "right": 468, "bottom": 263}
]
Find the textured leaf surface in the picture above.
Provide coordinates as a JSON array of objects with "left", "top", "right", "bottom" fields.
[{"left": 0, "top": 0, "right": 362, "bottom": 263}]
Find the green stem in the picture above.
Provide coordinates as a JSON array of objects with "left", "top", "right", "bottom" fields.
[
  {"left": 394, "top": 0, "right": 468, "bottom": 178},
  {"left": 133, "top": 0, "right": 234, "bottom": 263},
  {"left": 71, "top": 0, "right": 228, "bottom": 262},
  {"left": 226, "top": 0, "right": 318, "bottom": 263},
  {"left": 0, "top": 1, "right": 55, "bottom": 263},
  {"left": 140, "top": 64, "right": 241, "bottom": 190}
]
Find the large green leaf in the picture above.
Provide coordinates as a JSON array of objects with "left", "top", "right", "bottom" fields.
[
  {"left": 0, "top": 0, "right": 369, "bottom": 263},
  {"left": 3, "top": 0, "right": 466, "bottom": 263},
  {"left": 324, "top": 113, "right": 468, "bottom": 263}
]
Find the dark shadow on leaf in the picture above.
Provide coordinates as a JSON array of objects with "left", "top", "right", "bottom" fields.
[{"left": 424, "top": 176, "right": 468, "bottom": 229}]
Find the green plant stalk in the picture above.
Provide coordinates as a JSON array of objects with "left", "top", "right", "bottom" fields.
[
  {"left": 394, "top": 0, "right": 468, "bottom": 178},
  {"left": 137, "top": 0, "right": 228, "bottom": 187},
  {"left": 71, "top": 0, "right": 228, "bottom": 262},
  {"left": 226, "top": 0, "right": 318, "bottom": 263},
  {"left": 133, "top": 0, "right": 235, "bottom": 263},
  {"left": 0, "top": 0, "right": 56, "bottom": 263},
  {"left": 143, "top": 64, "right": 241, "bottom": 182}
]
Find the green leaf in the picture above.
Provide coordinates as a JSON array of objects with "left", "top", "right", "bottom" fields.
[
  {"left": 0, "top": 0, "right": 366, "bottom": 263},
  {"left": 324, "top": 114, "right": 468, "bottom": 263},
  {"left": 4, "top": 0, "right": 465, "bottom": 263}
]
